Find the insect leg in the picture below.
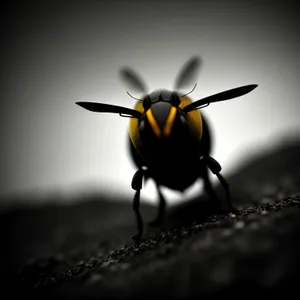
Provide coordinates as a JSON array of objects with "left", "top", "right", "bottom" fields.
[
  {"left": 148, "top": 183, "right": 166, "bottom": 227},
  {"left": 131, "top": 169, "right": 144, "bottom": 241},
  {"left": 201, "top": 164, "right": 222, "bottom": 211},
  {"left": 206, "top": 156, "right": 240, "bottom": 213}
]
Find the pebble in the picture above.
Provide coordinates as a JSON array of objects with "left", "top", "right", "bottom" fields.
[
  {"left": 101, "top": 260, "right": 117, "bottom": 268},
  {"left": 86, "top": 273, "right": 103, "bottom": 285},
  {"left": 119, "top": 263, "right": 131, "bottom": 271},
  {"left": 222, "top": 228, "right": 233, "bottom": 237},
  {"left": 78, "top": 260, "right": 85, "bottom": 267},
  {"left": 235, "top": 221, "right": 245, "bottom": 229}
]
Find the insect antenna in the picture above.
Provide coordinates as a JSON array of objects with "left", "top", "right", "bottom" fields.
[
  {"left": 126, "top": 91, "right": 142, "bottom": 101},
  {"left": 180, "top": 83, "right": 197, "bottom": 97}
]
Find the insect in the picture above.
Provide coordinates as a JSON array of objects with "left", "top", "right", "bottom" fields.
[{"left": 76, "top": 57, "right": 258, "bottom": 241}]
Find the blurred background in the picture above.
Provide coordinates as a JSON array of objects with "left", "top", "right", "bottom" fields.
[{"left": 1, "top": 0, "right": 299, "bottom": 207}]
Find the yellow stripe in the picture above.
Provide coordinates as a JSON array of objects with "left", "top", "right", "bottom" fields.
[
  {"left": 163, "top": 106, "right": 177, "bottom": 137},
  {"left": 129, "top": 100, "right": 144, "bottom": 151},
  {"left": 146, "top": 109, "right": 161, "bottom": 138},
  {"left": 179, "top": 96, "right": 203, "bottom": 138}
]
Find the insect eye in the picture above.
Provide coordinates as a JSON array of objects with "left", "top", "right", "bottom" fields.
[
  {"left": 171, "top": 92, "right": 180, "bottom": 106},
  {"left": 143, "top": 99, "right": 151, "bottom": 110}
]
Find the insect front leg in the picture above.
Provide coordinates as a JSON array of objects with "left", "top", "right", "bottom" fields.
[
  {"left": 148, "top": 183, "right": 166, "bottom": 227},
  {"left": 131, "top": 169, "right": 144, "bottom": 241},
  {"left": 206, "top": 156, "right": 240, "bottom": 213}
]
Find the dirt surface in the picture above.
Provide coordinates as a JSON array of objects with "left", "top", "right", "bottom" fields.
[{"left": 1, "top": 139, "right": 300, "bottom": 296}]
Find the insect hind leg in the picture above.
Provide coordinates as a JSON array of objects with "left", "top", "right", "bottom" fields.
[
  {"left": 202, "top": 164, "right": 222, "bottom": 212},
  {"left": 206, "top": 156, "right": 239, "bottom": 213},
  {"left": 216, "top": 172, "right": 240, "bottom": 213},
  {"left": 148, "top": 183, "right": 166, "bottom": 227}
]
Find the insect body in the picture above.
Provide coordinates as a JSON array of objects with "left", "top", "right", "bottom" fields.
[{"left": 76, "top": 57, "right": 258, "bottom": 241}]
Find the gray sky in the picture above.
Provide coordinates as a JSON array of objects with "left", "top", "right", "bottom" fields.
[{"left": 1, "top": 0, "right": 300, "bottom": 205}]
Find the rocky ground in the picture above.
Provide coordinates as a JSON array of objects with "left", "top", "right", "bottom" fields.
[{"left": 1, "top": 138, "right": 300, "bottom": 297}]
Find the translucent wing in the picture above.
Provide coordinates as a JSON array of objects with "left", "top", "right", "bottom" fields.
[
  {"left": 119, "top": 67, "right": 148, "bottom": 94},
  {"left": 174, "top": 56, "right": 201, "bottom": 91}
]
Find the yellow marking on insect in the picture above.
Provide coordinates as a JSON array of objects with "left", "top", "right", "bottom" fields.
[
  {"left": 146, "top": 109, "right": 162, "bottom": 138},
  {"left": 129, "top": 100, "right": 144, "bottom": 151},
  {"left": 179, "top": 96, "right": 202, "bottom": 138},
  {"left": 163, "top": 106, "right": 177, "bottom": 137}
]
